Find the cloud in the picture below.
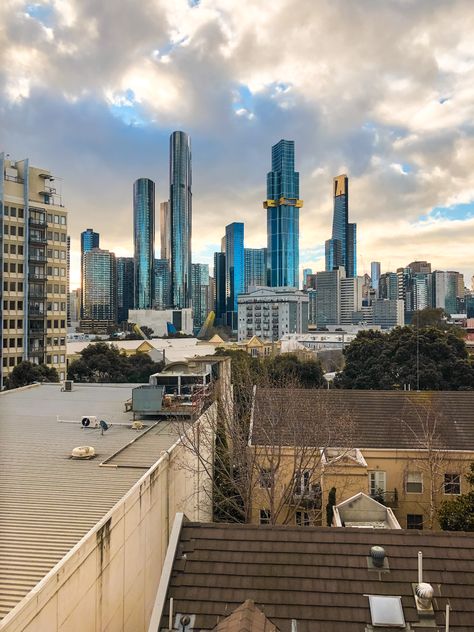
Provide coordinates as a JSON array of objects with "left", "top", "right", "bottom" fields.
[{"left": 0, "top": 0, "right": 473, "bottom": 287}]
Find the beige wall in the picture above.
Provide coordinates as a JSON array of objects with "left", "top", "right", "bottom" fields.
[{"left": 0, "top": 404, "right": 216, "bottom": 632}]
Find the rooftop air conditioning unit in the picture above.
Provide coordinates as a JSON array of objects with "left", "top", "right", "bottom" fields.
[
  {"left": 81, "top": 416, "right": 98, "bottom": 428},
  {"left": 63, "top": 380, "right": 73, "bottom": 392}
]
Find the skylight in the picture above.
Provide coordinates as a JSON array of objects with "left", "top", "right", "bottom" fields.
[{"left": 367, "top": 595, "right": 405, "bottom": 627}]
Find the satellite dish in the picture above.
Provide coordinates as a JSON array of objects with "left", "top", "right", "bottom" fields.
[{"left": 99, "top": 420, "right": 109, "bottom": 435}]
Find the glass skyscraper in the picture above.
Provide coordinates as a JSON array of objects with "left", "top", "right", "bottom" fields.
[
  {"left": 169, "top": 131, "right": 192, "bottom": 309},
  {"left": 244, "top": 247, "right": 267, "bottom": 291},
  {"left": 192, "top": 263, "right": 210, "bottom": 329},
  {"left": 214, "top": 251, "right": 226, "bottom": 325},
  {"left": 82, "top": 248, "right": 117, "bottom": 323},
  {"left": 154, "top": 258, "right": 170, "bottom": 310},
  {"left": 117, "top": 257, "right": 134, "bottom": 323},
  {"left": 225, "top": 222, "right": 245, "bottom": 325},
  {"left": 80, "top": 228, "right": 100, "bottom": 318},
  {"left": 264, "top": 139, "right": 302, "bottom": 288},
  {"left": 325, "top": 175, "right": 357, "bottom": 277},
  {"left": 133, "top": 178, "right": 155, "bottom": 309}
]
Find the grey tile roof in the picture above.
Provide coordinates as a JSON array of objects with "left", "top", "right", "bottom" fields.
[
  {"left": 0, "top": 383, "right": 180, "bottom": 620},
  {"left": 251, "top": 389, "right": 474, "bottom": 450},
  {"left": 160, "top": 522, "right": 474, "bottom": 632}
]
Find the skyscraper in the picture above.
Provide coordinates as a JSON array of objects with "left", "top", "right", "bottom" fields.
[
  {"left": 325, "top": 175, "right": 357, "bottom": 277},
  {"left": 302, "top": 268, "right": 313, "bottom": 290},
  {"left": 214, "top": 252, "right": 226, "bottom": 325},
  {"left": 133, "top": 178, "right": 155, "bottom": 309},
  {"left": 169, "top": 131, "right": 192, "bottom": 309},
  {"left": 82, "top": 248, "right": 117, "bottom": 327},
  {"left": 117, "top": 257, "right": 134, "bottom": 323},
  {"left": 154, "top": 258, "right": 170, "bottom": 310},
  {"left": 244, "top": 247, "right": 267, "bottom": 291},
  {"left": 80, "top": 228, "right": 99, "bottom": 318},
  {"left": 315, "top": 268, "right": 344, "bottom": 326},
  {"left": 192, "top": 263, "right": 210, "bottom": 330},
  {"left": 160, "top": 201, "right": 170, "bottom": 260},
  {"left": 225, "top": 222, "right": 245, "bottom": 329},
  {"left": 264, "top": 139, "right": 302, "bottom": 288},
  {"left": 370, "top": 261, "right": 381, "bottom": 296}
]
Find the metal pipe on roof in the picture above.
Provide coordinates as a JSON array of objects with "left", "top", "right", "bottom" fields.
[
  {"left": 169, "top": 597, "right": 174, "bottom": 631},
  {"left": 418, "top": 551, "right": 423, "bottom": 584},
  {"left": 446, "top": 604, "right": 450, "bottom": 632}
]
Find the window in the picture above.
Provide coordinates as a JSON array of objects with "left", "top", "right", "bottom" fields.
[
  {"left": 10, "top": 225, "right": 16, "bottom": 236},
  {"left": 406, "top": 471, "right": 423, "bottom": 493},
  {"left": 10, "top": 244, "right": 16, "bottom": 254},
  {"left": 18, "top": 208, "right": 24, "bottom": 219},
  {"left": 407, "top": 514, "right": 423, "bottom": 530},
  {"left": 259, "top": 509, "right": 271, "bottom": 525},
  {"left": 295, "top": 511, "right": 311, "bottom": 527},
  {"left": 259, "top": 468, "right": 273, "bottom": 488},
  {"left": 18, "top": 245, "right": 23, "bottom": 255},
  {"left": 444, "top": 474, "right": 461, "bottom": 495},
  {"left": 369, "top": 471, "right": 386, "bottom": 497},
  {"left": 18, "top": 226, "right": 23, "bottom": 237},
  {"left": 295, "top": 470, "right": 311, "bottom": 495},
  {"left": 47, "top": 213, "right": 53, "bottom": 223},
  {"left": 10, "top": 207, "right": 17, "bottom": 217}
]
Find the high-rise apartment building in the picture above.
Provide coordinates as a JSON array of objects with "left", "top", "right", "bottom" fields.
[
  {"left": 264, "top": 139, "right": 302, "bottom": 288},
  {"left": 81, "top": 248, "right": 117, "bottom": 331},
  {"left": 408, "top": 261, "right": 431, "bottom": 275},
  {"left": 225, "top": 222, "right": 245, "bottom": 329},
  {"left": 66, "top": 236, "right": 71, "bottom": 327},
  {"left": 244, "top": 247, "right": 267, "bottom": 291},
  {"left": 154, "top": 258, "right": 170, "bottom": 310},
  {"left": 370, "top": 261, "right": 381, "bottom": 296},
  {"left": 1, "top": 154, "right": 68, "bottom": 386},
  {"left": 372, "top": 299, "right": 405, "bottom": 329},
  {"left": 379, "top": 272, "right": 398, "bottom": 301},
  {"left": 160, "top": 201, "right": 170, "bottom": 260},
  {"left": 69, "top": 288, "right": 81, "bottom": 325},
  {"left": 116, "top": 257, "right": 134, "bottom": 323},
  {"left": 133, "top": 178, "right": 155, "bottom": 309},
  {"left": 213, "top": 252, "right": 226, "bottom": 325},
  {"left": 325, "top": 175, "right": 357, "bottom": 277},
  {"left": 191, "top": 263, "right": 210, "bottom": 330},
  {"left": 340, "top": 276, "right": 364, "bottom": 325},
  {"left": 302, "top": 268, "right": 313, "bottom": 290},
  {"left": 169, "top": 131, "right": 192, "bottom": 309},
  {"left": 80, "top": 228, "right": 99, "bottom": 318},
  {"left": 315, "top": 268, "right": 344, "bottom": 326}
]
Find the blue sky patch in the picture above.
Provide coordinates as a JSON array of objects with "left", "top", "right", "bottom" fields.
[{"left": 25, "top": 2, "right": 55, "bottom": 27}]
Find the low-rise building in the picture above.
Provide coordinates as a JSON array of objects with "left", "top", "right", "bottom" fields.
[
  {"left": 238, "top": 286, "right": 308, "bottom": 342},
  {"left": 128, "top": 308, "right": 193, "bottom": 336}
]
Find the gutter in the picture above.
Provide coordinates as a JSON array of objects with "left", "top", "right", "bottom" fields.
[{"left": 147, "top": 512, "right": 186, "bottom": 632}]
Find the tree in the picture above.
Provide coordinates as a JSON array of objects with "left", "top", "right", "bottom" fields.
[
  {"left": 335, "top": 326, "right": 474, "bottom": 390},
  {"left": 67, "top": 342, "right": 164, "bottom": 383},
  {"left": 438, "top": 464, "right": 474, "bottom": 531},
  {"left": 326, "top": 487, "right": 336, "bottom": 526},
  {"left": 6, "top": 362, "right": 59, "bottom": 389}
]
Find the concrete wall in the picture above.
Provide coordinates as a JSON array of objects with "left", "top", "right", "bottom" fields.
[{"left": 0, "top": 404, "right": 215, "bottom": 632}]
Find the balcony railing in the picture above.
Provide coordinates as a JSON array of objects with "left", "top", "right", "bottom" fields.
[
  {"left": 29, "top": 235, "right": 48, "bottom": 245},
  {"left": 29, "top": 217, "right": 47, "bottom": 228},
  {"left": 370, "top": 490, "right": 399, "bottom": 509},
  {"left": 28, "top": 273, "right": 47, "bottom": 281},
  {"left": 29, "top": 329, "right": 46, "bottom": 338},
  {"left": 28, "top": 254, "right": 47, "bottom": 263}
]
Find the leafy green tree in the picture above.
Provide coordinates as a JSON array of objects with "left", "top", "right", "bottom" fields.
[
  {"left": 263, "top": 353, "right": 324, "bottom": 388},
  {"left": 6, "top": 362, "right": 59, "bottom": 389},
  {"left": 438, "top": 464, "right": 474, "bottom": 531},
  {"left": 335, "top": 326, "right": 474, "bottom": 390},
  {"left": 67, "top": 343, "right": 164, "bottom": 383}
]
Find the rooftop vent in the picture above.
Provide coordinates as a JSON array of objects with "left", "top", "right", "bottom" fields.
[
  {"left": 413, "top": 582, "right": 435, "bottom": 619},
  {"left": 370, "top": 546, "right": 386, "bottom": 568},
  {"left": 71, "top": 446, "right": 95, "bottom": 459}
]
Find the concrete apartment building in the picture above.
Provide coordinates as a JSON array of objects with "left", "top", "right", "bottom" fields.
[
  {"left": 250, "top": 388, "right": 474, "bottom": 531},
  {"left": 237, "top": 286, "right": 308, "bottom": 342},
  {"left": 1, "top": 154, "right": 68, "bottom": 387}
]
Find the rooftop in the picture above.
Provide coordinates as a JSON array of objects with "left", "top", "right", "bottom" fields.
[
  {"left": 0, "top": 383, "right": 181, "bottom": 620},
  {"left": 157, "top": 520, "right": 474, "bottom": 631},
  {"left": 251, "top": 388, "right": 474, "bottom": 450}
]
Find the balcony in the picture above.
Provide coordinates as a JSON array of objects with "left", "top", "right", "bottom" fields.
[
  {"left": 29, "top": 234, "right": 47, "bottom": 246},
  {"left": 29, "top": 328, "right": 46, "bottom": 338},
  {"left": 28, "top": 273, "right": 46, "bottom": 282},
  {"left": 28, "top": 254, "right": 47, "bottom": 263},
  {"left": 29, "top": 346, "right": 45, "bottom": 357},
  {"left": 29, "top": 293, "right": 46, "bottom": 300},
  {"left": 370, "top": 489, "right": 399, "bottom": 509},
  {"left": 29, "top": 217, "right": 47, "bottom": 228}
]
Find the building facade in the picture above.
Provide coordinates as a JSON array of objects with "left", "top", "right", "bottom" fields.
[
  {"left": 1, "top": 154, "right": 68, "bottom": 386},
  {"left": 191, "top": 262, "right": 210, "bottom": 330},
  {"left": 153, "top": 258, "right": 170, "bottom": 310},
  {"left": 372, "top": 299, "right": 405, "bottom": 328},
  {"left": 80, "top": 228, "right": 99, "bottom": 318},
  {"left": 159, "top": 200, "right": 170, "bottom": 260},
  {"left": 340, "top": 276, "right": 364, "bottom": 325},
  {"left": 133, "top": 178, "right": 155, "bottom": 310},
  {"left": 370, "top": 261, "right": 380, "bottom": 296},
  {"left": 213, "top": 251, "right": 226, "bottom": 326},
  {"left": 379, "top": 272, "right": 398, "bottom": 300},
  {"left": 237, "top": 286, "right": 308, "bottom": 342},
  {"left": 315, "top": 268, "right": 344, "bottom": 326},
  {"left": 264, "top": 139, "right": 302, "bottom": 288},
  {"left": 244, "top": 247, "right": 267, "bottom": 291},
  {"left": 116, "top": 256, "right": 134, "bottom": 323},
  {"left": 225, "top": 222, "right": 244, "bottom": 329},
  {"left": 325, "top": 175, "right": 357, "bottom": 277},
  {"left": 81, "top": 248, "right": 117, "bottom": 331},
  {"left": 169, "top": 131, "right": 192, "bottom": 309}
]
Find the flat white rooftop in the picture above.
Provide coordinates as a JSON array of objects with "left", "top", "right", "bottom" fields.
[{"left": 0, "top": 383, "right": 180, "bottom": 620}]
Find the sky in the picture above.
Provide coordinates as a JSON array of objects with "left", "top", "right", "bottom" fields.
[{"left": 1, "top": 0, "right": 473, "bottom": 291}]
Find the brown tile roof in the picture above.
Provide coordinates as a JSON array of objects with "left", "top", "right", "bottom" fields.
[
  {"left": 159, "top": 522, "right": 474, "bottom": 632},
  {"left": 251, "top": 388, "right": 474, "bottom": 450},
  {"left": 212, "top": 599, "right": 279, "bottom": 631}
]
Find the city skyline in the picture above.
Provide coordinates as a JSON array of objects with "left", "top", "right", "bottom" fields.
[{"left": 1, "top": 1, "right": 473, "bottom": 288}]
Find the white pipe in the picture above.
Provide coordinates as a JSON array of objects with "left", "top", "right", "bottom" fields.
[
  {"left": 169, "top": 597, "right": 174, "bottom": 631},
  {"left": 418, "top": 551, "right": 423, "bottom": 584},
  {"left": 445, "top": 604, "right": 450, "bottom": 632}
]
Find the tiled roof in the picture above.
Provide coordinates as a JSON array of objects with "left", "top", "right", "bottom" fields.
[
  {"left": 251, "top": 388, "right": 474, "bottom": 450},
  {"left": 212, "top": 600, "right": 279, "bottom": 631},
  {"left": 160, "top": 522, "right": 474, "bottom": 632}
]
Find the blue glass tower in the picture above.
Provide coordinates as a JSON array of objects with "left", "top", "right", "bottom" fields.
[
  {"left": 325, "top": 175, "right": 357, "bottom": 277},
  {"left": 133, "top": 178, "right": 155, "bottom": 309},
  {"left": 264, "top": 140, "right": 302, "bottom": 288},
  {"left": 117, "top": 257, "right": 134, "bottom": 323},
  {"left": 214, "top": 252, "right": 226, "bottom": 325},
  {"left": 244, "top": 247, "right": 267, "bottom": 291},
  {"left": 80, "top": 228, "right": 100, "bottom": 318},
  {"left": 225, "top": 222, "right": 245, "bottom": 318},
  {"left": 170, "top": 131, "right": 192, "bottom": 309}
]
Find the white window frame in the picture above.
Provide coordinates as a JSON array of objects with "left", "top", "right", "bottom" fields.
[
  {"left": 369, "top": 471, "right": 386, "bottom": 497},
  {"left": 406, "top": 471, "right": 423, "bottom": 494}
]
